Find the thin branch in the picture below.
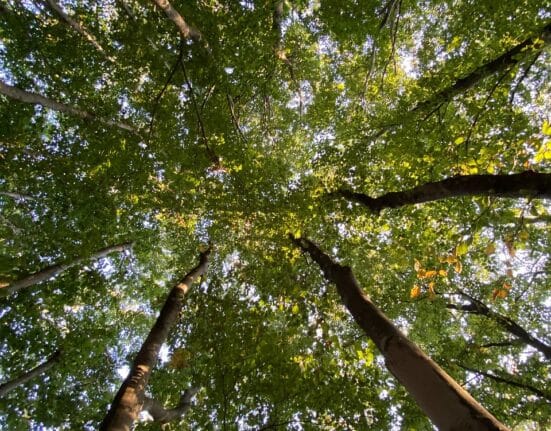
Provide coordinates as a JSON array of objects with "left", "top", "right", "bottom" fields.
[
  {"left": 446, "top": 290, "right": 551, "bottom": 361},
  {"left": 458, "top": 364, "right": 551, "bottom": 402},
  {"left": 0, "top": 191, "right": 35, "bottom": 202},
  {"left": 147, "top": 41, "right": 186, "bottom": 143},
  {"left": 509, "top": 51, "right": 542, "bottom": 103},
  {"left": 0, "top": 350, "right": 61, "bottom": 398},
  {"left": 336, "top": 171, "right": 551, "bottom": 212},
  {"left": 41, "top": 0, "right": 115, "bottom": 62},
  {"left": 179, "top": 58, "right": 220, "bottom": 166}
]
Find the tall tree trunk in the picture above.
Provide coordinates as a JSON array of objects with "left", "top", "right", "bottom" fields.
[
  {"left": 413, "top": 23, "right": 551, "bottom": 111},
  {"left": 446, "top": 292, "right": 551, "bottom": 361},
  {"left": 0, "top": 81, "right": 138, "bottom": 134},
  {"left": 100, "top": 249, "right": 211, "bottom": 431},
  {"left": 42, "top": 0, "right": 114, "bottom": 62},
  {"left": 1, "top": 242, "right": 132, "bottom": 298},
  {"left": 290, "top": 235, "right": 509, "bottom": 431},
  {"left": 337, "top": 171, "right": 551, "bottom": 212},
  {"left": 0, "top": 350, "right": 61, "bottom": 398}
]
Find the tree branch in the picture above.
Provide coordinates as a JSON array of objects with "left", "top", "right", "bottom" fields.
[
  {"left": 413, "top": 23, "right": 551, "bottom": 111},
  {"left": 1, "top": 242, "right": 133, "bottom": 298},
  {"left": 150, "top": 0, "right": 202, "bottom": 42},
  {"left": 0, "top": 350, "right": 61, "bottom": 398},
  {"left": 446, "top": 291, "right": 551, "bottom": 361},
  {"left": 0, "top": 80, "right": 138, "bottom": 135},
  {"left": 458, "top": 364, "right": 551, "bottom": 402},
  {"left": 142, "top": 387, "right": 199, "bottom": 424},
  {"left": 336, "top": 172, "right": 551, "bottom": 212},
  {"left": 42, "top": 0, "right": 115, "bottom": 62}
]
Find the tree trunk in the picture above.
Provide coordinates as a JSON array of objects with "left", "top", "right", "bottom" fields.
[
  {"left": 150, "top": 0, "right": 202, "bottom": 41},
  {"left": 42, "top": 0, "right": 114, "bottom": 62},
  {"left": 1, "top": 242, "right": 132, "bottom": 298},
  {"left": 142, "top": 387, "right": 199, "bottom": 424},
  {"left": 413, "top": 23, "right": 551, "bottom": 111},
  {"left": 337, "top": 171, "right": 551, "bottom": 212},
  {"left": 0, "top": 80, "right": 137, "bottom": 134},
  {"left": 100, "top": 249, "right": 211, "bottom": 431},
  {"left": 446, "top": 292, "right": 551, "bottom": 361},
  {"left": 0, "top": 350, "right": 61, "bottom": 398},
  {"left": 290, "top": 235, "right": 509, "bottom": 431}
]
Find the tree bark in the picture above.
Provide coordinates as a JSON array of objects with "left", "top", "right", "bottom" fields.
[
  {"left": 42, "top": 0, "right": 114, "bottom": 62},
  {"left": 0, "top": 80, "right": 137, "bottom": 134},
  {"left": 1, "top": 242, "right": 132, "bottom": 298},
  {"left": 337, "top": 172, "right": 551, "bottom": 212},
  {"left": 413, "top": 23, "right": 551, "bottom": 111},
  {"left": 446, "top": 292, "right": 551, "bottom": 361},
  {"left": 0, "top": 350, "right": 61, "bottom": 398},
  {"left": 100, "top": 249, "right": 211, "bottom": 431},
  {"left": 150, "top": 0, "right": 202, "bottom": 42},
  {"left": 290, "top": 235, "right": 509, "bottom": 431},
  {"left": 142, "top": 387, "right": 199, "bottom": 424}
]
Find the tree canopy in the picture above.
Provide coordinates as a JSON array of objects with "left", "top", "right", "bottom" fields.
[{"left": 0, "top": 0, "right": 550, "bottom": 430}]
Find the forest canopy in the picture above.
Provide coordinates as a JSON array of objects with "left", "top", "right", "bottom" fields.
[{"left": 0, "top": 0, "right": 550, "bottom": 430}]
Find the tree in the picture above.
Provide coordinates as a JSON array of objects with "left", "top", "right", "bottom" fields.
[{"left": 1, "top": 1, "right": 550, "bottom": 430}]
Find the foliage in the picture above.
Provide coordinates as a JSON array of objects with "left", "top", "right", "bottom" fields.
[{"left": 0, "top": 0, "right": 549, "bottom": 429}]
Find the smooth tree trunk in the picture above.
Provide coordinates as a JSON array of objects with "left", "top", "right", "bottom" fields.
[
  {"left": 290, "top": 235, "right": 509, "bottom": 431},
  {"left": 446, "top": 292, "right": 551, "bottom": 361},
  {"left": 100, "top": 249, "right": 211, "bottom": 431},
  {"left": 413, "top": 23, "right": 551, "bottom": 111},
  {"left": 337, "top": 171, "right": 551, "bottom": 212},
  {"left": 0, "top": 350, "right": 61, "bottom": 398},
  {"left": 151, "top": 0, "right": 202, "bottom": 41},
  {"left": 0, "top": 80, "right": 137, "bottom": 134},
  {"left": 142, "top": 387, "right": 199, "bottom": 424},
  {"left": 43, "top": 0, "right": 114, "bottom": 62},
  {"left": 1, "top": 242, "right": 132, "bottom": 298}
]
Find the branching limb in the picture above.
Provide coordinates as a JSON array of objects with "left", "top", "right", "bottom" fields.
[
  {"left": 142, "top": 387, "right": 199, "bottom": 424},
  {"left": 336, "top": 171, "right": 551, "bottom": 212},
  {"left": 446, "top": 291, "right": 551, "bottom": 361}
]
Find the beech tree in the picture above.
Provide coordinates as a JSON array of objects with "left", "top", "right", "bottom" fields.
[{"left": 1, "top": 1, "right": 550, "bottom": 430}]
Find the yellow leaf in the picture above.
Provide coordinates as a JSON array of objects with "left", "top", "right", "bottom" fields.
[
  {"left": 454, "top": 136, "right": 465, "bottom": 145},
  {"left": 543, "top": 120, "right": 551, "bottom": 136},
  {"left": 410, "top": 285, "right": 421, "bottom": 299},
  {"left": 428, "top": 282, "right": 436, "bottom": 298},
  {"left": 518, "top": 230, "right": 529, "bottom": 241},
  {"left": 291, "top": 304, "right": 299, "bottom": 314},
  {"left": 414, "top": 259, "right": 421, "bottom": 271},
  {"left": 455, "top": 242, "right": 468, "bottom": 256},
  {"left": 438, "top": 269, "right": 447, "bottom": 277},
  {"left": 454, "top": 261, "right": 462, "bottom": 273},
  {"left": 424, "top": 270, "right": 438, "bottom": 278}
]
